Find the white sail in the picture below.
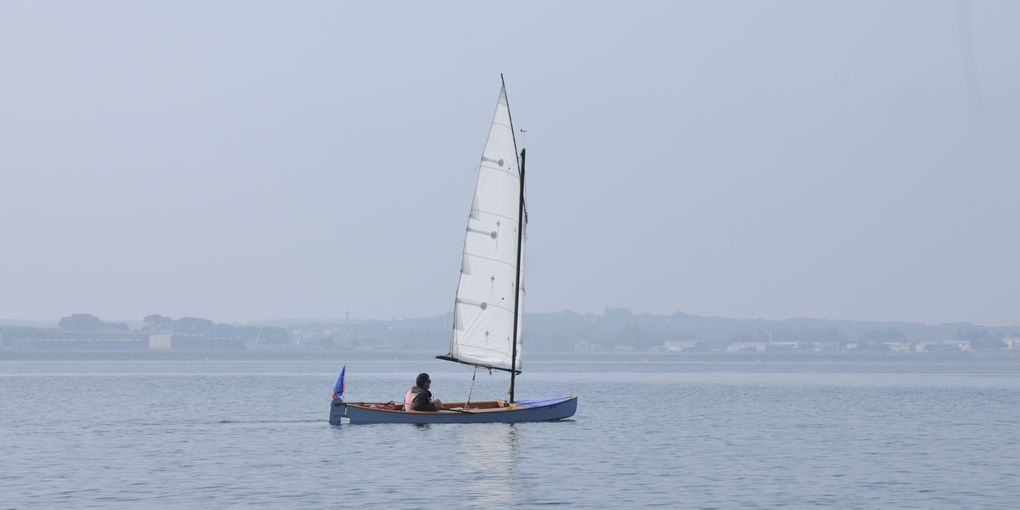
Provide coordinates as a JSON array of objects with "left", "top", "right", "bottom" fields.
[{"left": 443, "top": 84, "right": 525, "bottom": 372}]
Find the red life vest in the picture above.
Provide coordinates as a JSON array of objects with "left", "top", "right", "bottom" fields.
[
  {"left": 405, "top": 386, "right": 437, "bottom": 411},
  {"left": 404, "top": 387, "right": 419, "bottom": 411}
]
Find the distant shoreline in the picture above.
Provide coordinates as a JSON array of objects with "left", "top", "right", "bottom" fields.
[{"left": 2, "top": 349, "right": 1017, "bottom": 362}]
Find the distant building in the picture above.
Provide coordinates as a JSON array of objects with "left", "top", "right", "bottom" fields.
[
  {"left": 8, "top": 333, "right": 148, "bottom": 350},
  {"left": 767, "top": 341, "right": 799, "bottom": 352},
  {"left": 725, "top": 341, "right": 805, "bottom": 353},
  {"left": 149, "top": 334, "right": 172, "bottom": 351},
  {"left": 1004, "top": 337, "right": 1020, "bottom": 350},
  {"left": 727, "top": 342, "right": 766, "bottom": 353},
  {"left": 574, "top": 340, "right": 598, "bottom": 352},
  {"left": 662, "top": 340, "right": 696, "bottom": 352},
  {"left": 169, "top": 334, "right": 246, "bottom": 351},
  {"left": 882, "top": 341, "right": 912, "bottom": 352},
  {"left": 810, "top": 342, "right": 843, "bottom": 352},
  {"left": 915, "top": 340, "right": 972, "bottom": 353}
]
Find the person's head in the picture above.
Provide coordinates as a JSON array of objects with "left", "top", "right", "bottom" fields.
[{"left": 416, "top": 372, "right": 431, "bottom": 389}]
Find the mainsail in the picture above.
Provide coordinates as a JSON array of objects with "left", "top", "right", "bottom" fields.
[{"left": 441, "top": 83, "right": 525, "bottom": 372}]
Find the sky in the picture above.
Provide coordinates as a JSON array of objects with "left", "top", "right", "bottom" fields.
[{"left": 1, "top": 1, "right": 1017, "bottom": 326}]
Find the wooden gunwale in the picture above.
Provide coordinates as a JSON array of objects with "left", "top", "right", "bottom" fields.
[{"left": 338, "top": 400, "right": 527, "bottom": 414}]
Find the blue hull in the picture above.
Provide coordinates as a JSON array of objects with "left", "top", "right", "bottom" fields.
[{"left": 329, "top": 396, "right": 577, "bottom": 425}]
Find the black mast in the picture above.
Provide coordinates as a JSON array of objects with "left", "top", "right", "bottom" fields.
[
  {"left": 502, "top": 73, "right": 525, "bottom": 403},
  {"left": 509, "top": 148, "right": 525, "bottom": 403}
]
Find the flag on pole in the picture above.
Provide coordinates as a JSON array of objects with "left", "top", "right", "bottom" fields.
[{"left": 331, "top": 365, "right": 346, "bottom": 400}]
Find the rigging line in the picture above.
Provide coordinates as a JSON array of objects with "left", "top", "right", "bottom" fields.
[
  {"left": 500, "top": 74, "right": 521, "bottom": 178},
  {"left": 466, "top": 366, "right": 478, "bottom": 408}
]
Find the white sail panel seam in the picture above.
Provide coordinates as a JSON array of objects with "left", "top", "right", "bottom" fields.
[
  {"left": 453, "top": 342, "right": 514, "bottom": 354},
  {"left": 455, "top": 300, "right": 515, "bottom": 314},
  {"left": 455, "top": 347, "right": 512, "bottom": 357},
  {"left": 480, "top": 163, "right": 518, "bottom": 173},
  {"left": 471, "top": 211, "right": 520, "bottom": 224},
  {"left": 463, "top": 253, "right": 518, "bottom": 269}
]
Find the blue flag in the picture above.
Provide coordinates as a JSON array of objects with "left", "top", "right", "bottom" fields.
[{"left": 331, "top": 365, "right": 346, "bottom": 400}]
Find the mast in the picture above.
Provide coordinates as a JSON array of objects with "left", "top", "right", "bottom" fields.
[
  {"left": 509, "top": 148, "right": 525, "bottom": 403},
  {"left": 502, "top": 73, "right": 525, "bottom": 403}
]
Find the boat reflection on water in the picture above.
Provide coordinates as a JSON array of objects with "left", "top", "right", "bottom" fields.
[{"left": 452, "top": 423, "right": 521, "bottom": 505}]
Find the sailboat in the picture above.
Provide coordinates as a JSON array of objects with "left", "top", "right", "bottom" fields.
[{"left": 329, "top": 77, "right": 578, "bottom": 425}]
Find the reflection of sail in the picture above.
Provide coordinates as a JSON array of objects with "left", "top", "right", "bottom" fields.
[{"left": 453, "top": 424, "right": 520, "bottom": 506}]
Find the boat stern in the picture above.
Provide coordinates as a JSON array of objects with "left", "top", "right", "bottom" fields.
[{"left": 329, "top": 398, "right": 347, "bottom": 425}]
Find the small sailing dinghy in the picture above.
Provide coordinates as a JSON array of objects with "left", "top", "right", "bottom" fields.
[{"left": 330, "top": 77, "right": 578, "bottom": 425}]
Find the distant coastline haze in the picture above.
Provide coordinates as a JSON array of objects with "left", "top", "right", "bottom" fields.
[{"left": 1, "top": 2, "right": 1018, "bottom": 326}]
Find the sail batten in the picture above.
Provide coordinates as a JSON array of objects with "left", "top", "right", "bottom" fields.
[{"left": 441, "top": 83, "right": 525, "bottom": 372}]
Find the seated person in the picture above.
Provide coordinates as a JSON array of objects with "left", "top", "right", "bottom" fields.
[{"left": 404, "top": 372, "right": 444, "bottom": 411}]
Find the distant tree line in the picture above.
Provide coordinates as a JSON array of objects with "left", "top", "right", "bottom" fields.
[
  {"left": 2, "top": 313, "right": 291, "bottom": 347},
  {"left": 143, "top": 314, "right": 290, "bottom": 345},
  {"left": 5, "top": 309, "right": 1018, "bottom": 353},
  {"left": 58, "top": 313, "right": 129, "bottom": 332},
  {"left": 314, "top": 308, "right": 1019, "bottom": 352}
]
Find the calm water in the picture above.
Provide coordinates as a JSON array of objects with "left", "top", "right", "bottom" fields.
[{"left": 2, "top": 355, "right": 1019, "bottom": 509}]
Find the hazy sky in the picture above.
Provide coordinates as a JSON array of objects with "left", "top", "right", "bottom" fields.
[{"left": 1, "top": 1, "right": 1017, "bottom": 326}]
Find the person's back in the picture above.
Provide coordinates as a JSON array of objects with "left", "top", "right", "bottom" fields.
[{"left": 404, "top": 372, "right": 443, "bottom": 411}]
